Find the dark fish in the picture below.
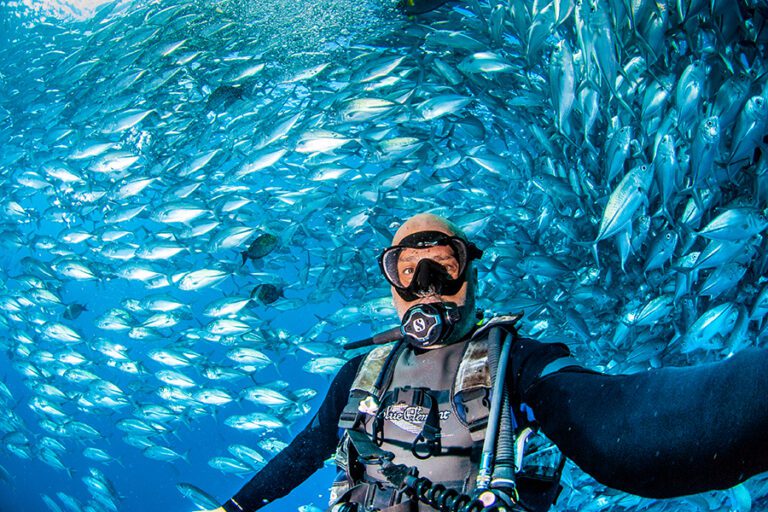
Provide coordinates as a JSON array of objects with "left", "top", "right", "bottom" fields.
[
  {"left": 549, "top": 39, "right": 576, "bottom": 135},
  {"left": 241, "top": 233, "right": 278, "bottom": 265},
  {"left": 398, "top": 0, "right": 450, "bottom": 15},
  {"left": 604, "top": 125, "right": 632, "bottom": 183},
  {"left": 250, "top": 284, "right": 282, "bottom": 305},
  {"left": 643, "top": 230, "right": 678, "bottom": 273},
  {"left": 675, "top": 60, "right": 707, "bottom": 135},
  {"left": 690, "top": 116, "right": 720, "bottom": 187},
  {"left": 729, "top": 96, "right": 767, "bottom": 166},
  {"left": 62, "top": 303, "right": 87, "bottom": 320},
  {"left": 641, "top": 75, "right": 673, "bottom": 136}
]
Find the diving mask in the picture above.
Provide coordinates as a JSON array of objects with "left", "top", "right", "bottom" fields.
[{"left": 379, "top": 231, "right": 483, "bottom": 302}]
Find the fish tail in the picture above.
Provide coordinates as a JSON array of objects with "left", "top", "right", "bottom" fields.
[
  {"left": 652, "top": 204, "right": 675, "bottom": 225},
  {"left": 559, "top": 128, "right": 579, "bottom": 150},
  {"left": 571, "top": 238, "right": 600, "bottom": 268},
  {"left": 592, "top": 241, "right": 600, "bottom": 268},
  {"left": 614, "top": 91, "right": 638, "bottom": 121},
  {"left": 583, "top": 137, "right": 598, "bottom": 156}
]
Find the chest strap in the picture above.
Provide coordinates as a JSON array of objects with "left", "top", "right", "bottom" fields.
[
  {"left": 372, "top": 387, "right": 443, "bottom": 460},
  {"left": 344, "top": 429, "right": 415, "bottom": 491}
]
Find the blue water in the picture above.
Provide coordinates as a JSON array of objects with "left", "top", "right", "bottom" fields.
[
  {"left": 0, "top": 255, "right": 352, "bottom": 511},
  {"left": 0, "top": 258, "right": 353, "bottom": 512},
  {"left": 2, "top": 0, "right": 768, "bottom": 511}
]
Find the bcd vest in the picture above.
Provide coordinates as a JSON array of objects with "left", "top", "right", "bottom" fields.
[{"left": 330, "top": 316, "right": 566, "bottom": 512}]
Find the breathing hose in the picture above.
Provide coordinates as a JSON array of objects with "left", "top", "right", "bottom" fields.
[
  {"left": 342, "top": 326, "right": 402, "bottom": 350},
  {"left": 476, "top": 327, "right": 516, "bottom": 494},
  {"left": 492, "top": 333, "right": 517, "bottom": 490},
  {"left": 403, "top": 474, "right": 486, "bottom": 511},
  {"left": 403, "top": 473, "right": 518, "bottom": 511}
]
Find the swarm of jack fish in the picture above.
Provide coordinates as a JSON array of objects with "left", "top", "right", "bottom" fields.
[{"left": 0, "top": 0, "right": 767, "bottom": 510}]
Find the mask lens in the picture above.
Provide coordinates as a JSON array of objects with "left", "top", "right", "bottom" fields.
[
  {"left": 380, "top": 246, "right": 406, "bottom": 288},
  {"left": 379, "top": 234, "right": 476, "bottom": 291},
  {"left": 398, "top": 246, "right": 459, "bottom": 287}
]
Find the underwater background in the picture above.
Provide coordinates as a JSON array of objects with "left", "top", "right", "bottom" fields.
[{"left": 1, "top": 0, "right": 767, "bottom": 511}]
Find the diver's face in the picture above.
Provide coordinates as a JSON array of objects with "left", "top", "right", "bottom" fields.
[{"left": 387, "top": 213, "right": 477, "bottom": 327}]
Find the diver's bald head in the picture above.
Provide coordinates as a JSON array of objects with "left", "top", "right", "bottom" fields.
[
  {"left": 392, "top": 213, "right": 467, "bottom": 245},
  {"left": 388, "top": 213, "right": 478, "bottom": 341}
]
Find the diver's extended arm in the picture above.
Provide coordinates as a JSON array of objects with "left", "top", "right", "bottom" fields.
[
  {"left": 523, "top": 348, "right": 768, "bottom": 498},
  {"left": 221, "top": 354, "right": 364, "bottom": 512}
]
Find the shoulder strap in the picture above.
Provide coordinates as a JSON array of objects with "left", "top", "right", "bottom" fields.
[
  {"left": 453, "top": 337, "right": 491, "bottom": 442},
  {"left": 338, "top": 341, "right": 403, "bottom": 430},
  {"left": 454, "top": 314, "right": 522, "bottom": 443},
  {"left": 351, "top": 344, "right": 397, "bottom": 394},
  {"left": 471, "top": 313, "right": 523, "bottom": 340}
]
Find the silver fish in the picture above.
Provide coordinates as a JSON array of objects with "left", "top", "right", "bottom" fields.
[
  {"left": 690, "top": 116, "right": 721, "bottom": 190},
  {"left": 549, "top": 39, "right": 576, "bottom": 134}
]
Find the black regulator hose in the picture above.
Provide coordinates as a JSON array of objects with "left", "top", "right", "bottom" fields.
[
  {"left": 477, "top": 328, "right": 516, "bottom": 493},
  {"left": 343, "top": 326, "right": 402, "bottom": 350},
  {"left": 404, "top": 474, "right": 519, "bottom": 512},
  {"left": 404, "top": 475, "right": 486, "bottom": 512},
  {"left": 493, "top": 336, "right": 517, "bottom": 489}
]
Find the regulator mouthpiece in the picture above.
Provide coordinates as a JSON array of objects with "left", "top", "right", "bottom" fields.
[{"left": 400, "top": 302, "right": 461, "bottom": 348}]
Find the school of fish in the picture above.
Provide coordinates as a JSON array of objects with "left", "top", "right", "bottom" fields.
[{"left": 1, "top": 0, "right": 767, "bottom": 510}]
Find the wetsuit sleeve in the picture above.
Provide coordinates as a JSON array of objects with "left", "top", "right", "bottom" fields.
[
  {"left": 222, "top": 354, "right": 364, "bottom": 512},
  {"left": 523, "top": 348, "right": 768, "bottom": 498},
  {"left": 506, "top": 335, "right": 573, "bottom": 394}
]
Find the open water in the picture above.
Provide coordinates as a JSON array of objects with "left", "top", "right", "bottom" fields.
[{"left": 1, "top": 0, "right": 767, "bottom": 511}]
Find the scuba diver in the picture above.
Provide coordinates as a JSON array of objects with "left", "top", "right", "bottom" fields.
[{"left": 203, "top": 213, "right": 768, "bottom": 512}]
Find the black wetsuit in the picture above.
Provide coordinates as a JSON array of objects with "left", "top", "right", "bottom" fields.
[{"left": 222, "top": 338, "right": 768, "bottom": 512}]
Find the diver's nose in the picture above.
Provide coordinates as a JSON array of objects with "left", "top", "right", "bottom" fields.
[{"left": 414, "top": 259, "right": 451, "bottom": 295}]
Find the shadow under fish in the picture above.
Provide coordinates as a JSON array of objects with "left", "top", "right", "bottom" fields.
[{"left": 205, "top": 84, "right": 245, "bottom": 112}]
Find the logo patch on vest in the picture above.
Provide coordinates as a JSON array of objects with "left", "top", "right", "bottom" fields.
[{"left": 381, "top": 402, "right": 451, "bottom": 435}]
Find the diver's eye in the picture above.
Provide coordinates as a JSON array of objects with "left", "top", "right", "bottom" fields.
[{"left": 398, "top": 267, "right": 415, "bottom": 287}]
